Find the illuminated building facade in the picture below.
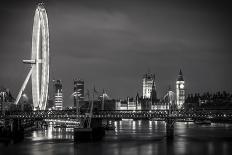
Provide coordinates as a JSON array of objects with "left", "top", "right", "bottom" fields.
[
  {"left": 142, "top": 73, "right": 156, "bottom": 99},
  {"left": 0, "top": 90, "right": 7, "bottom": 111},
  {"left": 54, "top": 80, "right": 63, "bottom": 110},
  {"left": 0, "top": 88, "right": 14, "bottom": 111},
  {"left": 73, "top": 79, "right": 84, "bottom": 107},
  {"left": 119, "top": 97, "right": 141, "bottom": 110},
  {"left": 176, "top": 70, "right": 185, "bottom": 109}
]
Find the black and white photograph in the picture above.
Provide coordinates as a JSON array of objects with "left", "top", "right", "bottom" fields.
[{"left": 0, "top": 0, "right": 232, "bottom": 155}]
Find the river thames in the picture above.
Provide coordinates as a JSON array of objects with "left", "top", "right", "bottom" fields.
[{"left": 1, "top": 120, "right": 232, "bottom": 155}]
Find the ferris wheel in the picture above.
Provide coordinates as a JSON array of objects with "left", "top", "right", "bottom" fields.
[{"left": 14, "top": 3, "right": 49, "bottom": 110}]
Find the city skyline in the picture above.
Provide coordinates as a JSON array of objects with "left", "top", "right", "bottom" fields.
[{"left": 0, "top": 0, "right": 232, "bottom": 107}]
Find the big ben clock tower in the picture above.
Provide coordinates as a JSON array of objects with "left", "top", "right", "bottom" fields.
[{"left": 176, "top": 69, "right": 185, "bottom": 109}]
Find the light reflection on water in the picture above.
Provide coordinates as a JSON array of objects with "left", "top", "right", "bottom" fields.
[
  {"left": 30, "top": 125, "right": 74, "bottom": 141},
  {"left": 1, "top": 120, "right": 232, "bottom": 155}
]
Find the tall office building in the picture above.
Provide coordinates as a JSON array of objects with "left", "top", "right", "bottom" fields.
[
  {"left": 73, "top": 79, "right": 84, "bottom": 107},
  {"left": 176, "top": 70, "right": 185, "bottom": 109},
  {"left": 142, "top": 73, "right": 156, "bottom": 99},
  {"left": 54, "top": 80, "right": 63, "bottom": 110}
]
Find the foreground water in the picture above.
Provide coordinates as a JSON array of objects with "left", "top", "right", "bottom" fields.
[{"left": 1, "top": 120, "right": 232, "bottom": 155}]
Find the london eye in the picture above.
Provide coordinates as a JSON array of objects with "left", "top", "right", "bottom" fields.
[{"left": 14, "top": 3, "right": 49, "bottom": 110}]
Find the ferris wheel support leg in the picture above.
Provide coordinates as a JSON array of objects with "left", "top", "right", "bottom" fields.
[{"left": 14, "top": 67, "right": 33, "bottom": 105}]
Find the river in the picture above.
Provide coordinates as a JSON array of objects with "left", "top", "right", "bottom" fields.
[{"left": 1, "top": 120, "right": 232, "bottom": 155}]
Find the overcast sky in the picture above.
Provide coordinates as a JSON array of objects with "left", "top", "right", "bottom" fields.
[{"left": 0, "top": 0, "right": 232, "bottom": 106}]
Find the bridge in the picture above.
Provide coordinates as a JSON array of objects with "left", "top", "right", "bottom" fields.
[
  {"left": 1, "top": 110, "right": 232, "bottom": 121},
  {"left": 1, "top": 109, "right": 232, "bottom": 142}
]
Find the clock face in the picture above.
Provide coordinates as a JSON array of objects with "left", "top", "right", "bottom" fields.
[{"left": 180, "top": 84, "right": 184, "bottom": 89}]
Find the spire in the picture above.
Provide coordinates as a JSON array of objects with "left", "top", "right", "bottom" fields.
[
  {"left": 168, "top": 85, "right": 171, "bottom": 91},
  {"left": 177, "top": 69, "right": 184, "bottom": 81},
  {"left": 136, "top": 92, "right": 139, "bottom": 97},
  {"left": 151, "top": 75, "right": 156, "bottom": 91},
  {"left": 136, "top": 92, "right": 139, "bottom": 100},
  {"left": 179, "top": 69, "right": 182, "bottom": 76}
]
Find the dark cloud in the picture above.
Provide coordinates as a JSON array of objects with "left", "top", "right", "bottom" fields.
[{"left": 0, "top": 0, "right": 232, "bottom": 106}]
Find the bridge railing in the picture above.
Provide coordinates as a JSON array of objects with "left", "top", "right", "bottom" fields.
[{"left": 1, "top": 109, "right": 232, "bottom": 120}]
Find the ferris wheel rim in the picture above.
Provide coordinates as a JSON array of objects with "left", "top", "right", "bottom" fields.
[{"left": 31, "top": 5, "right": 49, "bottom": 110}]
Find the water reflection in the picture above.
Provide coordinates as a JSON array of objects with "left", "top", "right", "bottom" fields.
[
  {"left": 30, "top": 125, "right": 74, "bottom": 141},
  {"left": 1, "top": 120, "right": 232, "bottom": 155}
]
